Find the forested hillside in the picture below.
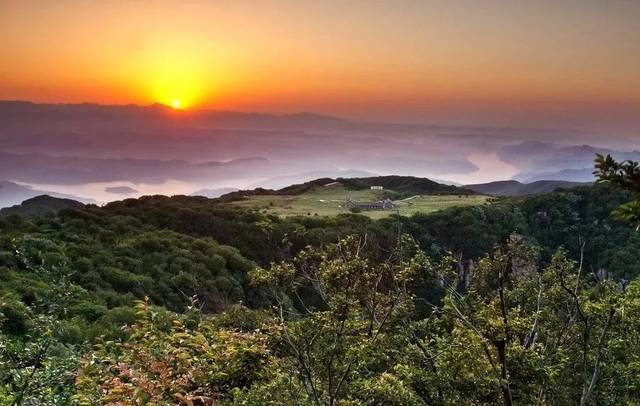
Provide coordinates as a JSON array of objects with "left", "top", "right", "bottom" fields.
[{"left": 2, "top": 160, "right": 640, "bottom": 404}]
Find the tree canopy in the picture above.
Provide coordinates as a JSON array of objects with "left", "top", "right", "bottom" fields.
[{"left": 2, "top": 157, "right": 640, "bottom": 404}]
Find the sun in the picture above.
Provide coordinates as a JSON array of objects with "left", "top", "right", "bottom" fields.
[{"left": 146, "top": 57, "right": 210, "bottom": 110}]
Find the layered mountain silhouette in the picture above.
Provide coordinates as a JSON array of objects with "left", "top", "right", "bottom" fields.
[
  {"left": 0, "top": 180, "right": 94, "bottom": 208},
  {"left": 190, "top": 187, "right": 240, "bottom": 198},
  {"left": 499, "top": 141, "right": 640, "bottom": 182},
  {"left": 1, "top": 101, "right": 637, "bottom": 202}
]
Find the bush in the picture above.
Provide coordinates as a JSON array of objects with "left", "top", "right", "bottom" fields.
[{"left": 0, "top": 296, "right": 32, "bottom": 335}]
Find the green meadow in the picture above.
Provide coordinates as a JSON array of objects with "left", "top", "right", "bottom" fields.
[{"left": 227, "top": 184, "right": 489, "bottom": 218}]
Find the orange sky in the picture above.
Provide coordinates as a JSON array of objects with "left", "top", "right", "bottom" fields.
[{"left": 1, "top": 0, "right": 639, "bottom": 122}]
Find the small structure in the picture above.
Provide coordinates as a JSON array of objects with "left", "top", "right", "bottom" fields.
[
  {"left": 345, "top": 198, "right": 394, "bottom": 211},
  {"left": 370, "top": 186, "right": 384, "bottom": 190}
]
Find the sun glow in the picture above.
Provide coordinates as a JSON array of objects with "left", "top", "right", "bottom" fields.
[{"left": 146, "top": 54, "right": 211, "bottom": 110}]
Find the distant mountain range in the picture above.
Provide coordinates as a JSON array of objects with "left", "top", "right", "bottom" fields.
[
  {"left": 225, "top": 176, "right": 589, "bottom": 201},
  {"left": 0, "top": 175, "right": 595, "bottom": 213},
  {"left": 464, "top": 179, "right": 590, "bottom": 196},
  {"left": 1, "top": 101, "right": 638, "bottom": 198},
  {"left": 247, "top": 170, "right": 377, "bottom": 190},
  {"left": 105, "top": 186, "right": 139, "bottom": 195},
  {"left": 190, "top": 187, "right": 240, "bottom": 199},
  {"left": 498, "top": 141, "right": 640, "bottom": 183},
  {"left": 267, "top": 176, "right": 591, "bottom": 199},
  {"left": 0, "top": 180, "right": 95, "bottom": 208},
  {"left": 0, "top": 100, "right": 544, "bottom": 189},
  {"left": 0, "top": 151, "right": 276, "bottom": 185}
]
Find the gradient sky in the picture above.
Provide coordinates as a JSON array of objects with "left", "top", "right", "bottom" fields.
[{"left": 1, "top": 0, "right": 639, "bottom": 126}]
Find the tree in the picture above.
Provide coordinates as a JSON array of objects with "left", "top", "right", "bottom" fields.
[
  {"left": 0, "top": 239, "right": 80, "bottom": 405},
  {"left": 594, "top": 153, "right": 640, "bottom": 228},
  {"left": 407, "top": 237, "right": 624, "bottom": 405},
  {"left": 75, "top": 298, "right": 271, "bottom": 405},
  {"left": 248, "top": 234, "right": 429, "bottom": 405}
]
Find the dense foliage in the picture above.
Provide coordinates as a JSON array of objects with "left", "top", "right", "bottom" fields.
[
  {"left": 595, "top": 153, "right": 640, "bottom": 228},
  {"left": 72, "top": 238, "right": 640, "bottom": 405},
  {"left": 2, "top": 159, "right": 640, "bottom": 404}
]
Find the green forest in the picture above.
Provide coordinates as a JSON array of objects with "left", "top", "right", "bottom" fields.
[{"left": 2, "top": 156, "right": 640, "bottom": 405}]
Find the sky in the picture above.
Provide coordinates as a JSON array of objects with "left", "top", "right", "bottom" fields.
[{"left": 1, "top": 0, "right": 639, "bottom": 128}]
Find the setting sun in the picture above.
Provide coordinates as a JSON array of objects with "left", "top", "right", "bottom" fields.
[{"left": 144, "top": 54, "right": 212, "bottom": 110}]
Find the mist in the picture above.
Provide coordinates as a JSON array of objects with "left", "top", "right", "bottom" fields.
[{"left": 0, "top": 100, "right": 638, "bottom": 206}]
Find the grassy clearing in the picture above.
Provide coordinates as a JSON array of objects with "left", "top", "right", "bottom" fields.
[{"left": 226, "top": 184, "right": 489, "bottom": 219}]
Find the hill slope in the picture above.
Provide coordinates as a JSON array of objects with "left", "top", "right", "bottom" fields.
[
  {"left": 331, "top": 176, "right": 477, "bottom": 197},
  {"left": 219, "top": 176, "right": 485, "bottom": 219},
  {"left": 464, "top": 179, "right": 588, "bottom": 196},
  {"left": 0, "top": 195, "right": 86, "bottom": 217},
  {"left": 223, "top": 175, "right": 478, "bottom": 201}
]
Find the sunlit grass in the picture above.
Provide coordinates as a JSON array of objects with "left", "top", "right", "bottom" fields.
[{"left": 227, "top": 185, "right": 489, "bottom": 218}]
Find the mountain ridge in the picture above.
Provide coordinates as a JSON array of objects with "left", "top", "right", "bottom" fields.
[
  {"left": 465, "top": 179, "right": 590, "bottom": 196},
  {"left": 218, "top": 175, "right": 478, "bottom": 202},
  {"left": 0, "top": 180, "right": 95, "bottom": 208}
]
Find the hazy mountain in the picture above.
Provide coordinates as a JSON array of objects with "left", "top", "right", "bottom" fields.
[
  {"left": 499, "top": 141, "right": 640, "bottom": 182},
  {"left": 429, "top": 178, "right": 463, "bottom": 186},
  {"left": 0, "top": 101, "right": 523, "bottom": 180},
  {"left": 514, "top": 169, "right": 597, "bottom": 183},
  {"left": 105, "top": 186, "right": 139, "bottom": 195},
  {"left": 464, "top": 180, "right": 524, "bottom": 196},
  {"left": 0, "top": 181, "right": 46, "bottom": 208},
  {"left": 465, "top": 179, "right": 588, "bottom": 196},
  {"left": 0, "top": 180, "right": 95, "bottom": 208},
  {"left": 0, "top": 151, "right": 277, "bottom": 185},
  {"left": 190, "top": 187, "right": 240, "bottom": 198},
  {"left": 0, "top": 101, "right": 635, "bottom": 198},
  {"left": 248, "top": 170, "right": 376, "bottom": 190}
]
